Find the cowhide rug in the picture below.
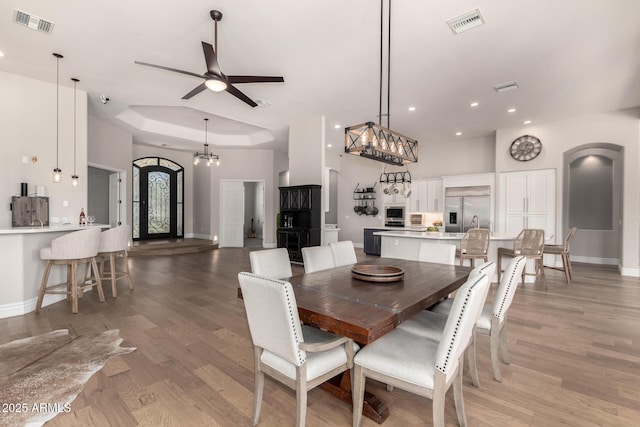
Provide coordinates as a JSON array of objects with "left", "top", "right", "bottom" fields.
[{"left": 0, "top": 329, "right": 136, "bottom": 427}]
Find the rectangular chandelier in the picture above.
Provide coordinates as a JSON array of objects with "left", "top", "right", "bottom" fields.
[{"left": 345, "top": 121, "right": 418, "bottom": 166}]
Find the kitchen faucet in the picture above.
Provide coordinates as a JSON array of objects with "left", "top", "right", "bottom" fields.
[
  {"left": 31, "top": 218, "right": 44, "bottom": 227},
  {"left": 471, "top": 215, "right": 479, "bottom": 229}
]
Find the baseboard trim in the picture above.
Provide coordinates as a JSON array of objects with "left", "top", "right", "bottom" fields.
[
  {"left": 353, "top": 242, "right": 364, "bottom": 249},
  {"left": 262, "top": 242, "right": 276, "bottom": 249},
  {"left": 0, "top": 294, "right": 67, "bottom": 319},
  {"left": 570, "top": 255, "right": 619, "bottom": 265},
  {"left": 620, "top": 266, "right": 640, "bottom": 277}
]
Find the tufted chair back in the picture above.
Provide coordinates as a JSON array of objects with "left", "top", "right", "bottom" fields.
[
  {"left": 302, "top": 245, "right": 335, "bottom": 273},
  {"left": 329, "top": 241, "right": 358, "bottom": 267},
  {"left": 249, "top": 248, "right": 293, "bottom": 279},
  {"left": 238, "top": 272, "right": 306, "bottom": 366},
  {"left": 41, "top": 228, "right": 101, "bottom": 260},
  {"left": 98, "top": 225, "right": 131, "bottom": 253},
  {"left": 434, "top": 273, "right": 490, "bottom": 382},
  {"left": 418, "top": 242, "right": 456, "bottom": 265},
  {"left": 492, "top": 256, "right": 526, "bottom": 322}
]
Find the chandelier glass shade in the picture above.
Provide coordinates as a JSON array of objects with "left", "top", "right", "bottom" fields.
[
  {"left": 194, "top": 118, "right": 220, "bottom": 167},
  {"left": 344, "top": 0, "right": 418, "bottom": 166}
]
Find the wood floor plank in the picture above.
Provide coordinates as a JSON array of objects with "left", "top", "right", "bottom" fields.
[{"left": 6, "top": 248, "right": 640, "bottom": 426}]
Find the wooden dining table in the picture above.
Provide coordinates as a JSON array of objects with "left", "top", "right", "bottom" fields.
[{"left": 287, "top": 257, "right": 471, "bottom": 423}]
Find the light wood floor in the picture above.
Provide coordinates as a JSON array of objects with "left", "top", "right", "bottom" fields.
[{"left": 2, "top": 249, "right": 640, "bottom": 426}]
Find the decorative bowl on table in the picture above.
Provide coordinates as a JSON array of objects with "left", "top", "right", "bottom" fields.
[{"left": 351, "top": 265, "right": 404, "bottom": 282}]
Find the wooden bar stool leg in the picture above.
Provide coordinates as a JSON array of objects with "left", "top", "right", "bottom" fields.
[
  {"left": 563, "top": 254, "right": 571, "bottom": 284},
  {"left": 92, "top": 257, "right": 106, "bottom": 303},
  {"left": 71, "top": 260, "right": 79, "bottom": 314},
  {"left": 124, "top": 252, "right": 133, "bottom": 290},
  {"left": 110, "top": 253, "right": 117, "bottom": 297},
  {"left": 36, "top": 261, "right": 53, "bottom": 314}
]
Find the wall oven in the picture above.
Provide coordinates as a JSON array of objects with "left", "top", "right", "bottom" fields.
[{"left": 384, "top": 206, "right": 405, "bottom": 227}]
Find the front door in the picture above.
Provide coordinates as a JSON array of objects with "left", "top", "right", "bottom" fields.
[{"left": 133, "top": 157, "right": 184, "bottom": 240}]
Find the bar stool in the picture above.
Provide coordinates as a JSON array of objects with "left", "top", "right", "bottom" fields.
[
  {"left": 543, "top": 227, "right": 577, "bottom": 284},
  {"left": 456, "top": 228, "right": 490, "bottom": 267},
  {"left": 36, "top": 228, "right": 105, "bottom": 314},
  {"left": 97, "top": 225, "right": 133, "bottom": 297},
  {"left": 497, "top": 229, "right": 545, "bottom": 283}
]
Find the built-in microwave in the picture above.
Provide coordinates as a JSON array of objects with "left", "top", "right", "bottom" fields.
[{"left": 384, "top": 206, "right": 405, "bottom": 227}]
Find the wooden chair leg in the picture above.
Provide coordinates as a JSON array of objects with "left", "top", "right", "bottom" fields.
[
  {"left": 35, "top": 261, "right": 53, "bottom": 314},
  {"left": 497, "top": 254, "right": 502, "bottom": 283},
  {"left": 252, "top": 348, "right": 264, "bottom": 427},
  {"left": 352, "top": 365, "right": 365, "bottom": 427},
  {"left": 432, "top": 374, "right": 446, "bottom": 427},
  {"left": 453, "top": 358, "right": 468, "bottom": 427},
  {"left": 466, "top": 330, "right": 480, "bottom": 387},
  {"left": 500, "top": 322, "right": 510, "bottom": 364},
  {"left": 490, "top": 327, "right": 502, "bottom": 382},
  {"left": 562, "top": 254, "right": 571, "bottom": 284}
]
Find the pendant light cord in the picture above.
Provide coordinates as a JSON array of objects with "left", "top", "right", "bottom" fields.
[
  {"left": 73, "top": 79, "right": 77, "bottom": 175},
  {"left": 378, "top": 0, "right": 392, "bottom": 129},
  {"left": 56, "top": 56, "right": 60, "bottom": 169}
]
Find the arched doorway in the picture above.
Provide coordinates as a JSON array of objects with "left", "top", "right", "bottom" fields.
[
  {"left": 563, "top": 144, "right": 623, "bottom": 265},
  {"left": 132, "top": 157, "right": 184, "bottom": 240}
]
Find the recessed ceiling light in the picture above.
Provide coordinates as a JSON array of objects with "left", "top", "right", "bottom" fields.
[
  {"left": 507, "top": 108, "right": 517, "bottom": 113},
  {"left": 455, "top": 131, "right": 462, "bottom": 136},
  {"left": 470, "top": 101, "right": 479, "bottom": 108},
  {"left": 408, "top": 106, "right": 416, "bottom": 112},
  {"left": 327, "top": 144, "right": 333, "bottom": 148},
  {"left": 523, "top": 120, "right": 532, "bottom": 125},
  {"left": 0, "top": 51, "right": 4, "bottom": 57},
  {"left": 334, "top": 124, "right": 341, "bottom": 129}
]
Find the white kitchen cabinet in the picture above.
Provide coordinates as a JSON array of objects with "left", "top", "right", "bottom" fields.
[
  {"left": 408, "top": 178, "right": 443, "bottom": 212},
  {"left": 499, "top": 169, "right": 555, "bottom": 240}
]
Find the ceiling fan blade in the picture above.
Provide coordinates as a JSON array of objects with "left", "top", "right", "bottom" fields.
[
  {"left": 202, "top": 42, "right": 222, "bottom": 75},
  {"left": 134, "top": 61, "right": 204, "bottom": 79},
  {"left": 182, "top": 83, "right": 208, "bottom": 100},
  {"left": 227, "top": 75, "right": 285, "bottom": 84},
  {"left": 226, "top": 84, "right": 258, "bottom": 107}
]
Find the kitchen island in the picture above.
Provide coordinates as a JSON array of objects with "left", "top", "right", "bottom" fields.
[
  {"left": 374, "top": 229, "right": 520, "bottom": 282},
  {"left": 0, "top": 224, "right": 109, "bottom": 318}
]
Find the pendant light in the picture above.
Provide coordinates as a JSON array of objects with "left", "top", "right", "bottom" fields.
[
  {"left": 193, "top": 118, "right": 220, "bottom": 167},
  {"left": 344, "top": 0, "right": 418, "bottom": 165},
  {"left": 52, "top": 53, "right": 63, "bottom": 182},
  {"left": 71, "top": 78, "right": 79, "bottom": 187}
]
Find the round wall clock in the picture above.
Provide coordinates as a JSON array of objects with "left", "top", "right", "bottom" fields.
[{"left": 510, "top": 135, "right": 542, "bottom": 161}]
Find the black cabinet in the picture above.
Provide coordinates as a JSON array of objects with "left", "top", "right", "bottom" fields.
[
  {"left": 364, "top": 228, "right": 386, "bottom": 256},
  {"left": 278, "top": 185, "right": 321, "bottom": 262}
]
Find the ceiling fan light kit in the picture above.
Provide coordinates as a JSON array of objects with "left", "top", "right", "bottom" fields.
[
  {"left": 345, "top": 0, "right": 418, "bottom": 166},
  {"left": 134, "top": 10, "right": 283, "bottom": 107}
]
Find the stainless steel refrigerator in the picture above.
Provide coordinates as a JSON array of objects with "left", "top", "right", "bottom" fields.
[{"left": 444, "top": 186, "right": 491, "bottom": 233}]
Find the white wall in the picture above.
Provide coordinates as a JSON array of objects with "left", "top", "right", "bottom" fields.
[
  {"left": 193, "top": 162, "right": 211, "bottom": 239},
  {"left": 288, "top": 116, "right": 325, "bottom": 186},
  {"left": 132, "top": 144, "right": 195, "bottom": 237},
  {"left": 495, "top": 110, "right": 640, "bottom": 275},
  {"left": 88, "top": 114, "right": 133, "bottom": 225},
  {"left": 0, "top": 71, "right": 88, "bottom": 226},
  {"left": 210, "top": 149, "right": 277, "bottom": 246}
]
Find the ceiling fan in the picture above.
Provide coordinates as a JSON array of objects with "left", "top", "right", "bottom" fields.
[{"left": 134, "top": 10, "right": 284, "bottom": 107}]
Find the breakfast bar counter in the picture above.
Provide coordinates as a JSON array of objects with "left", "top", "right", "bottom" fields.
[{"left": 0, "top": 224, "right": 109, "bottom": 318}]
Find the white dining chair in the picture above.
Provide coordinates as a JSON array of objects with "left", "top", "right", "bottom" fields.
[
  {"left": 301, "top": 245, "right": 335, "bottom": 273},
  {"left": 418, "top": 242, "right": 456, "bottom": 265},
  {"left": 96, "top": 225, "right": 133, "bottom": 297},
  {"left": 329, "top": 240, "right": 358, "bottom": 267},
  {"left": 417, "top": 256, "right": 526, "bottom": 382},
  {"left": 36, "top": 227, "right": 105, "bottom": 314},
  {"left": 352, "top": 273, "right": 490, "bottom": 427},
  {"left": 249, "top": 248, "right": 293, "bottom": 279},
  {"left": 238, "top": 272, "right": 357, "bottom": 427}
]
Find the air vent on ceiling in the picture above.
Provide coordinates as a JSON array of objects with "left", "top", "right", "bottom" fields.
[
  {"left": 14, "top": 9, "right": 55, "bottom": 34},
  {"left": 255, "top": 99, "right": 271, "bottom": 108},
  {"left": 447, "top": 9, "right": 485, "bottom": 35},
  {"left": 493, "top": 81, "right": 519, "bottom": 93}
]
